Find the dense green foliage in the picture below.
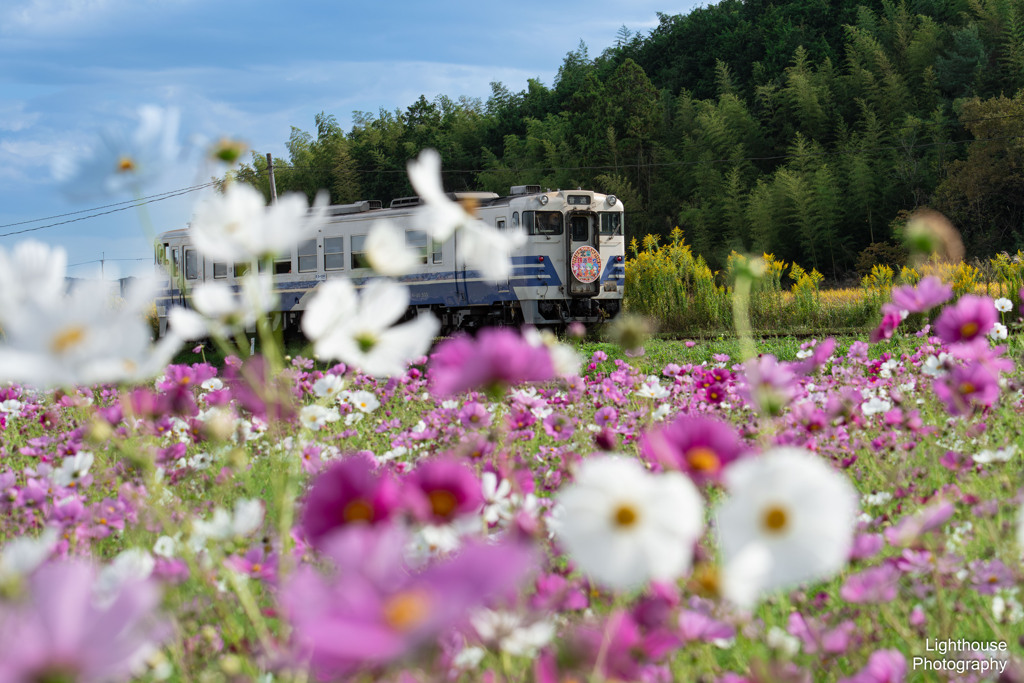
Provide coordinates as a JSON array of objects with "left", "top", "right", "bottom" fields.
[{"left": 235, "top": 0, "right": 1024, "bottom": 278}]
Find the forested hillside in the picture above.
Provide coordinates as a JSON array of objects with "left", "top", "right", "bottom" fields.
[{"left": 235, "top": 0, "right": 1024, "bottom": 279}]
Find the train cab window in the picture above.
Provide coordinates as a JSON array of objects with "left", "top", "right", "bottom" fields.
[
  {"left": 512, "top": 212, "right": 519, "bottom": 228},
  {"left": 274, "top": 257, "right": 291, "bottom": 275},
  {"left": 571, "top": 216, "right": 588, "bottom": 241},
  {"left": 406, "top": 230, "right": 428, "bottom": 264},
  {"left": 531, "top": 211, "right": 563, "bottom": 236},
  {"left": 298, "top": 239, "right": 317, "bottom": 273},
  {"left": 496, "top": 219, "right": 506, "bottom": 231},
  {"left": 324, "top": 237, "right": 344, "bottom": 270},
  {"left": 185, "top": 249, "right": 199, "bottom": 280},
  {"left": 234, "top": 262, "right": 250, "bottom": 277},
  {"left": 213, "top": 262, "right": 227, "bottom": 279},
  {"left": 600, "top": 212, "right": 623, "bottom": 235},
  {"left": 350, "top": 235, "right": 369, "bottom": 269}
]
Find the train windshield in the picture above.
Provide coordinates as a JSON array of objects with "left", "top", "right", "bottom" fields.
[
  {"left": 599, "top": 212, "right": 623, "bottom": 235},
  {"left": 522, "top": 210, "right": 563, "bottom": 236}
]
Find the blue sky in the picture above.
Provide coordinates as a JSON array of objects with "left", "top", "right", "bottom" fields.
[{"left": 1, "top": 0, "right": 703, "bottom": 279}]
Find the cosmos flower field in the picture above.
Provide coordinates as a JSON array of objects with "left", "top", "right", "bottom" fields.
[
  {"left": 3, "top": 110, "right": 1024, "bottom": 682},
  {"left": 1, "top": 301, "right": 1023, "bottom": 681}
]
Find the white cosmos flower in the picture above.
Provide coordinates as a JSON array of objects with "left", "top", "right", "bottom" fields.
[
  {"left": 860, "top": 396, "right": 892, "bottom": 416},
  {"left": 299, "top": 404, "right": 339, "bottom": 431},
  {"left": 0, "top": 527, "right": 58, "bottom": 580},
  {"left": 365, "top": 221, "right": 424, "bottom": 276},
  {"left": 94, "top": 549, "right": 156, "bottom": 606},
  {"left": 551, "top": 455, "right": 704, "bottom": 590},
  {"left": 0, "top": 241, "right": 67, "bottom": 328},
  {"left": 990, "top": 322, "right": 1009, "bottom": 341},
  {"left": 973, "top": 444, "right": 1018, "bottom": 464},
  {"left": 0, "top": 259, "right": 182, "bottom": 388},
  {"left": 189, "top": 182, "right": 328, "bottom": 262},
  {"left": 995, "top": 297, "right": 1013, "bottom": 313},
  {"left": 168, "top": 272, "right": 278, "bottom": 340},
  {"left": 302, "top": 277, "right": 438, "bottom": 377},
  {"left": 407, "top": 149, "right": 524, "bottom": 283},
  {"left": 312, "top": 374, "right": 346, "bottom": 399},
  {"left": 59, "top": 105, "right": 182, "bottom": 199},
  {"left": 341, "top": 389, "right": 380, "bottom": 413},
  {"left": 407, "top": 148, "right": 476, "bottom": 241},
  {"left": 715, "top": 447, "right": 858, "bottom": 608},
  {"left": 191, "top": 499, "right": 265, "bottom": 547},
  {"left": 51, "top": 451, "right": 94, "bottom": 487},
  {"left": 470, "top": 609, "right": 556, "bottom": 657}
]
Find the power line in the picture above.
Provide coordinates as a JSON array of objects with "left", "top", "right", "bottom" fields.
[
  {"left": 0, "top": 182, "right": 219, "bottom": 230},
  {"left": 0, "top": 182, "right": 218, "bottom": 239}
]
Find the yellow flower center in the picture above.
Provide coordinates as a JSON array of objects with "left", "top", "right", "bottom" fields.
[
  {"left": 960, "top": 321, "right": 979, "bottom": 338},
  {"left": 116, "top": 156, "right": 136, "bottom": 173},
  {"left": 342, "top": 499, "right": 373, "bottom": 524},
  {"left": 427, "top": 489, "right": 458, "bottom": 519},
  {"left": 459, "top": 196, "right": 479, "bottom": 217},
  {"left": 50, "top": 325, "right": 87, "bottom": 354},
  {"left": 612, "top": 503, "right": 639, "bottom": 528},
  {"left": 959, "top": 381, "right": 976, "bottom": 396},
  {"left": 761, "top": 504, "right": 789, "bottom": 534},
  {"left": 686, "top": 447, "right": 721, "bottom": 472},
  {"left": 383, "top": 589, "right": 432, "bottom": 632},
  {"left": 356, "top": 331, "right": 378, "bottom": 354}
]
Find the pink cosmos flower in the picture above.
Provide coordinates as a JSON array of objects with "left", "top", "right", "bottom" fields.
[
  {"left": 890, "top": 276, "right": 952, "bottom": 313},
  {"left": 934, "top": 295, "right": 997, "bottom": 345},
  {"left": 932, "top": 360, "right": 1001, "bottom": 415},
  {"left": 429, "top": 329, "right": 554, "bottom": 398},
  {"left": 639, "top": 415, "right": 748, "bottom": 484},
  {"left": 839, "top": 564, "right": 900, "bottom": 603},
  {"left": 787, "top": 613, "right": 856, "bottom": 654},
  {"left": 870, "top": 303, "right": 904, "bottom": 343},
  {"left": 404, "top": 458, "right": 483, "bottom": 524},
  {"left": 839, "top": 649, "right": 906, "bottom": 683},
  {"left": 740, "top": 354, "right": 797, "bottom": 416},
  {"left": 884, "top": 500, "right": 954, "bottom": 547},
  {"left": 0, "top": 561, "right": 169, "bottom": 683},
  {"left": 282, "top": 525, "right": 535, "bottom": 679},
  {"left": 300, "top": 455, "right": 401, "bottom": 547}
]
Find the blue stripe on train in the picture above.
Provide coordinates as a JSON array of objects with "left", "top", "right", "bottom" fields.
[{"left": 156, "top": 258, "right": 565, "bottom": 312}]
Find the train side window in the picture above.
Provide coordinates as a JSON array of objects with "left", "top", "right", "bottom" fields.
[
  {"left": 274, "top": 257, "right": 291, "bottom": 275},
  {"left": 406, "top": 230, "right": 428, "bottom": 264},
  {"left": 431, "top": 238, "right": 443, "bottom": 264},
  {"left": 533, "top": 211, "right": 563, "bottom": 236},
  {"left": 512, "top": 212, "right": 519, "bottom": 228},
  {"left": 170, "top": 248, "right": 179, "bottom": 276},
  {"left": 234, "top": 262, "right": 250, "bottom": 277},
  {"left": 324, "top": 237, "right": 344, "bottom": 270},
  {"left": 496, "top": 219, "right": 506, "bottom": 231},
  {"left": 185, "top": 249, "right": 199, "bottom": 280},
  {"left": 351, "top": 235, "right": 369, "bottom": 268},
  {"left": 213, "top": 262, "right": 227, "bottom": 279},
  {"left": 600, "top": 212, "right": 622, "bottom": 235},
  {"left": 298, "top": 239, "right": 317, "bottom": 273}
]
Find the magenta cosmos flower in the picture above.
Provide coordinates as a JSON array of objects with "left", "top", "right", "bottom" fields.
[
  {"left": 870, "top": 303, "right": 904, "bottom": 343},
  {"left": 429, "top": 328, "right": 554, "bottom": 397},
  {"left": 932, "top": 360, "right": 1001, "bottom": 416},
  {"left": 282, "top": 525, "right": 535, "bottom": 678},
  {"left": 300, "top": 455, "right": 401, "bottom": 547},
  {"left": 890, "top": 276, "right": 952, "bottom": 313},
  {"left": 403, "top": 457, "right": 484, "bottom": 524},
  {"left": 0, "top": 561, "right": 169, "bottom": 683},
  {"left": 640, "top": 415, "right": 748, "bottom": 484},
  {"left": 934, "top": 295, "right": 997, "bottom": 345}
]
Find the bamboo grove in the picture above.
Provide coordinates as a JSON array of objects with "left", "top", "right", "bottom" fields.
[{"left": 234, "top": 0, "right": 1024, "bottom": 281}]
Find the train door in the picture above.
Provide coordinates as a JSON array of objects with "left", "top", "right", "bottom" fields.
[{"left": 566, "top": 212, "right": 600, "bottom": 297}]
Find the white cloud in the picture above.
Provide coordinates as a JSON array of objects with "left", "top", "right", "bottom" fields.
[{"left": 0, "top": 0, "right": 196, "bottom": 35}]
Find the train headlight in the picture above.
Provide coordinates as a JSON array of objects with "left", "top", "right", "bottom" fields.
[
  {"left": 607, "top": 195, "right": 617, "bottom": 206},
  {"left": 539, "top": 195, "right": 549, "bottom": 205}
]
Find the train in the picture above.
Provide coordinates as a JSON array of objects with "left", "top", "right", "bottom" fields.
[{"left": 154, "top": 185, "right": 626, "bottom": 336}]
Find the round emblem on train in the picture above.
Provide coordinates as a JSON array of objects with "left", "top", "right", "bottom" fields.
[{"left": 570, "top": 245, "right": 601, "bottom": 283}]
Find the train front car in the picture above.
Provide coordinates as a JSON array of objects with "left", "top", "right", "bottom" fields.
[{"left": 508, "top": 187, "right": 625, "bottom": 328}]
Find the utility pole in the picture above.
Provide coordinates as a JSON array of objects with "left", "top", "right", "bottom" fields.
[
  {"left": 267, "top": 152, "right": 278, "bottom": 204},
  {"left": 101, "top": 252, "right": 105, "bottom": 280}
]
